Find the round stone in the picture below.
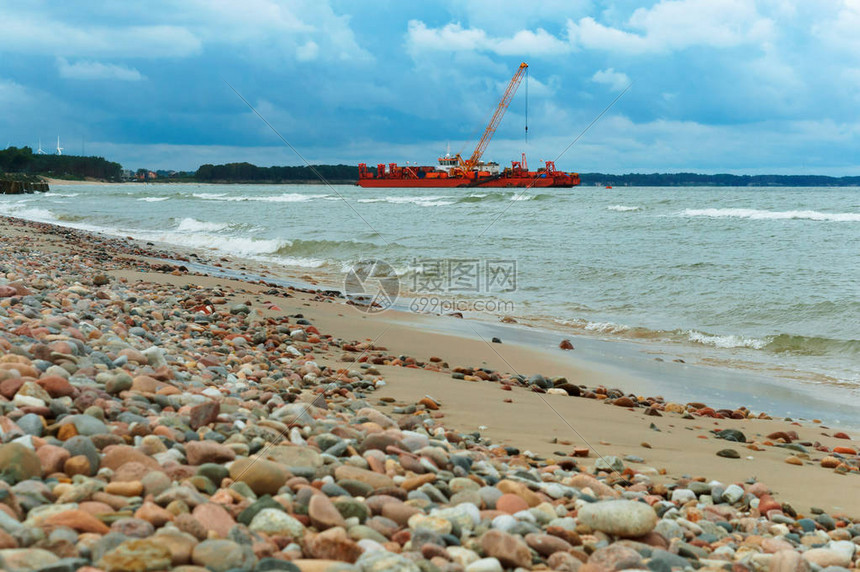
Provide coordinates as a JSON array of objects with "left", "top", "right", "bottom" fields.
[{"left": 577, "top": 500, "right": 657, "bottom": 537}]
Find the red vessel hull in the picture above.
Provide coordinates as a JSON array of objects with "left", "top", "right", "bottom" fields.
[{"left": 356, "top": 174, "right": 577, "bottom": 188}]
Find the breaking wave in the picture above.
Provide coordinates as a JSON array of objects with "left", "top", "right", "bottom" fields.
[
  {"left": 683, "top": 208, "right": 860, "bottom": 222},
  {"left": 137, "top": 196, "right": 169, "bottom": 202},
  {"left": 555, "top": 315, "right": 859, "bottom": 359},
  {"left": 608, "top": 205, "right": 641, "bottom": 212},
  {"left": 274, "top": 238, "right": 393, "bottom": 258},
  {"left": 356, "top": 196, "right": 455, "bottom": 206},
  {"left": 175, "top": 218, "right": 230, "bottom": 233},
  {"left": 192, "top": 192, "right": 329, "bottom": 203},
  {"left": 687, "top": 330, "right": 768, "bottom": 350}
]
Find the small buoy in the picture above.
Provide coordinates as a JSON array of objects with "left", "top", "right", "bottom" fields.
[{"left": 605, "top": 185, "right": 612, "bottom": 189}]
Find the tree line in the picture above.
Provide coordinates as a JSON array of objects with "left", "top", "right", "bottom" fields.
[
  {"left": 0, "top": 147, "right": 122, "bottom": 181},
  {"left": 195, "top": 162, "right": 860, "bottom": 186},
  {"left": 195, "top": 162, "right": 360, "bottom": 183},
  {"left": 579, "top": 172, "right": 860, "bottom": 187},
  {"left": 4, "top": 148, "right": 857, "bottom": 186}
]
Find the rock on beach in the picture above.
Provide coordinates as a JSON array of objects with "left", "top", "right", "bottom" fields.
[{"left": 577, "top": 500, "right": 658, "bottom": 537}]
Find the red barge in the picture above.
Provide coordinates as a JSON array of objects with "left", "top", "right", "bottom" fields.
[{"left": 357, "top": 63, "right": 580, "bottom": 189}]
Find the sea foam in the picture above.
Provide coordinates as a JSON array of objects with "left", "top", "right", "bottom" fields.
[
  {"left": 684, "top": 208, "right": 860, "bottom": 222},
  {"left": 175, "top": 218, "right": 230, "bottom": 233}
]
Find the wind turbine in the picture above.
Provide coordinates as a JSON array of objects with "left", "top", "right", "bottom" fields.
[
  {"left": 36, "top": 139, "right": 46, "bottom": 154},
  {"left": 56, "top": 136, "right": 63, "bottom": 156}
]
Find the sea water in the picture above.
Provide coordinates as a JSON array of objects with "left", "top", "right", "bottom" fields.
[{"left": 2, "top": 183, "right": 858, "bottom": 388}]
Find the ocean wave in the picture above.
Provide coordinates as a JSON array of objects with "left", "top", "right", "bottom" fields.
[
  {"left": 683, "top": 208, "right": 860, "bottom": 222},
  {"left": 193, "top": 192, "right": 329, "bottom": 203},
  {"left": 763, "top": 333, "right": 860, "bottom": 356},
  {"left": 192, "top": 192, "right": 227, "bottom": 200},
  {"left": 139, "top": 231, "right": 290, "bottom": 258},
  {"left": 137, "top": 197, "right": 169, "bottom": 202},
  {"left": 356, "top": 196, "right": 455, "bottom": 206},
  {"left": 457, "top": 193, "right": 500, "bottom": 204},
  {"left": 49, "top": 192, "right": 79, "bottom": 198},
  {"left": 687, "top": 330, "right": 768, "bottom": 350},
  {"left": 608, "top": 205, "right": 640, "bottom": 212},
  {"left": 252, "top": 193, "right": 330, "bottom": 203},
  {"left": 584, "top": 321, "right": 632, "bottom": 334},
  {"left": 56, "top": 214, "right": 88, "bottom": 222},
  {"left": 0, "top": 205, "right": 56, "bottom": 221},
  {"left": 175, "top": 218, "right": 230, "bottom": 233},
  {"left": 274, "top": 238, "right": 393, "bottom": 257}
]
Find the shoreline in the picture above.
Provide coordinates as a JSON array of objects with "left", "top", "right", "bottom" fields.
[
  {"left": 20, "top": 181, "right": 858, "bottom": 393},
  {"left": 0, "top": 213, "right": 858, "bottom": 571},
  {"left": 2, "top": 213, "right": 859, "bottom": 517},
  {"left": 2, "top": 198, "right": 858, "bottom": 427},
  {"left": 170, "top": 254, "right": 860, "bottom": 430}
]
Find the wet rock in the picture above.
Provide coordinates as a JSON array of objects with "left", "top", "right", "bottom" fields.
[{"left": 715, "top": 429, "right": 746, "bottom": 442}]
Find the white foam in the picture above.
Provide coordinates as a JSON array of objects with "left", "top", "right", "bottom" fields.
[
  {"left": 137, "top": 197, "right": 169, "bottom": 202},
  {"left": 683, "top": 208, "right": 860, "bottom": 222},
  {"left": 276, "top": 257, "right": 327, "bottom": 268},
  {"left": 50, "top": 192, "right": 79, "bottom": 198},
  {"left": 509, "top": 194, "right": 534, "bottom": 201},
  {"left": 175, "top": 218, "right": 230, "bottom": 233},
  {"left": 687, "top": 330, "right": 768, "bottom": 349},
  {"left": 0, "top": 205, "right": 57, "bottom": 222},
  {"left": 608, "top": 205, "right": 640, "bottom": 212},
  {"left": 252, "top": 193, "right": 329, "bottom": 203},
  {"left": 356, "top": 196, "right": 454, "bottom": 206},
  {"left": 0, "top": 206, "right": 329, "bottom": 270},
  {"left": 584, "top": 321, "right": 631, "bottom": 334},
  {"left": 137, "top": 230, "right": 287, "bottom": 257},
  {"left": 193, "top": 192, "right": 328, "bottom": 203}
]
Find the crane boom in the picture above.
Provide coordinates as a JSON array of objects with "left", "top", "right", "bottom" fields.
[{"left": 463, "top": 62, "right": 528, "bottom": 170}]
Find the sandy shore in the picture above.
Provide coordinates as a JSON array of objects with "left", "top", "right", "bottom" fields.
[{"left": 0, "top": 213, "right": 857, "bottom": 571}]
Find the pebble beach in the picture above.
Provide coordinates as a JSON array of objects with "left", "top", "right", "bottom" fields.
[{"left": 0, "top": 213, "right": 858, "bottom": 572}]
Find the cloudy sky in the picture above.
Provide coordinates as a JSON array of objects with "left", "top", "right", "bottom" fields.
[{"left": 1, "top": 1, "right": 859, "bottom": 174}]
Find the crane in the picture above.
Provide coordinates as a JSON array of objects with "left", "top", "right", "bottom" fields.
[{"left": 460, "top": 62, "right": 528, "bottom": 171}]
